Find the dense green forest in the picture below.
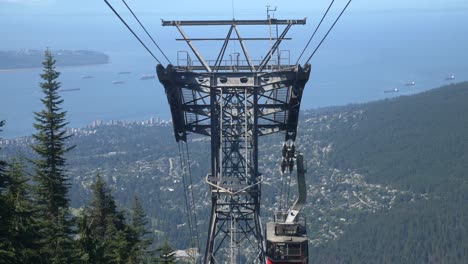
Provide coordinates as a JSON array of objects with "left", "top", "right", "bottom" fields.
[
  {"left": 307, "top": 82, "right": 468, "bottom": 263},
  {"left": 327, "top": 82, "right": 468, "bottom": 193},
  {"left": 1, "top": 50, "right": 467, "bottom": 262}
]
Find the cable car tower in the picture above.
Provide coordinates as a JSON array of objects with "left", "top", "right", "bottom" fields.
[
  {"left": 157, "top": 17, "right": 310, "bottom": 263},
  {"left": 102, "top": 0, "right": 352, "bottom": 262}
]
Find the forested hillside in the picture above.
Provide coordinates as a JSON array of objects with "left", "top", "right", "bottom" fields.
[
  {"left": 328, "top": 82, "right": 468, "bottom": 193},
  {"left": 2, "top": 82, "right": 467, "bottom": 262},
  {"left": 309, "top": 82, "right": 468, "bottom": 263}
]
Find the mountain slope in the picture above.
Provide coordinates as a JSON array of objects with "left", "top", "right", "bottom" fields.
[
  {"left": 309, "top": 82, "right": 468, "bottom": 263},
  {"left": 327, "top": 82, "right": 468, "bottom": 193}
]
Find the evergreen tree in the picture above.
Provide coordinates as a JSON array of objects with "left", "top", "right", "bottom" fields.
[
  {"left": 0, "top": 120, "right": 15, "bottom": 263},
  {"left": 78, "top": 174, "right": 135, "bottom": 263},
  {"left": 129, "top": 195, "right": 153, "bottom": 263},
  {"left": 105, "top": 223, "right": 133, "bottom": 264},
  {"left": 0, "top": 120, "right": 7, "bottom": 189},
  {"left": 77, "top": 174, "right": 113, "bottom": 263},
  {"left": 156, "top": 240, "right": 177, "bottom": 264},
  {"left": 77, "top": 214, "right": 98, "bottom": 264},
  {"left": 31, "top": 49, "right": 76, "bottom": 263},
  {"left": 3, "top": 161, "right": 40, "bottom": 263},
  {"left": 0, "top": 121, "right": 9, "bottom": 217}
]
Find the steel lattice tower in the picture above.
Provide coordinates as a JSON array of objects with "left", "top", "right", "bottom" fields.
[{"left": 157, "top": 19, "right": 310, "bottom": 263}]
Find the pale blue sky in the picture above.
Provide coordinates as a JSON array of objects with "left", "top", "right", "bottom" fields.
[{"left": 1, "top": 0, "right": 468, "bottom": 17}]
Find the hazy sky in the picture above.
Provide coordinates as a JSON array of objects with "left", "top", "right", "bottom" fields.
[{"left": 2, "top": 0, "right": 468, "bottom": 17}]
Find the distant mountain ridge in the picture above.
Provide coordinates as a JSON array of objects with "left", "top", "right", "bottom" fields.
[{"left": 0, "top": 50, "right": 109, "bottom": 69}]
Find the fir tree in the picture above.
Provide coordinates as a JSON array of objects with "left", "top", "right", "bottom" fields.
[
  {"left": 0, "top": 121, "right": 9, "bottom": 217},
  {"left": 79, "top": 174, "right": 134, "bottom": 263},
  {"left": 0, "top": 120, "right": 7, "bottom": 189},
  {"left": 129, "top": 195, "right": 153, "bottom": 263},
  {"left": 88, "top": 174, "right": 119, "bottom": 240},
  {"left": 4, "top": 161, "right": 40, "bottom": 263},
  {"left": 0, "top": 120, "right": 15, "bottom": 263},
  {"left": 156, "top": 240, "right": 177, "bottom": 264},
  {"left": 77, "top": 214, "right": 99, "bottom": 264},
  {"left": 105, "top": 223, "right": 133, "bottom": 264},
  {"left": 30, "top": 49, "right": 76, "bottom": 263},
  {"left": 77, "top": 174, "right": 113, "bottom": 263}
]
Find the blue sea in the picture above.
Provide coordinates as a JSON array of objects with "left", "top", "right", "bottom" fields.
[{"left": 1, "top": 9, "right": 468, "bottom": 138}]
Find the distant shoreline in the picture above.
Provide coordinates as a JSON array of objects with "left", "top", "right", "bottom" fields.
[
  {"left": 0, "top": 50, "right": 110, "bottom": 72},
  {"left": 0, "top": 62, "right": 110, "bottom": 73}
]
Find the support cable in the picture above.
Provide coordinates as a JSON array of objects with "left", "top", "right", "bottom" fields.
[
  {"left": 296, "top": 0, "right": 336, "bottom": 65},
  {"left": 184, "top": 142, "right": 202, "bottom": 255},
  {"left": 121, "top": 0, "right": 172, "bottom": 64},
  {"left": 304, "top": 0, "right": 352, "bottom": 65},
  {"left": 178, "top": 142, "right": 195, "bottom": 248},
  {"left": 279, "top": 171, "right": 285, "bottom": 211},
  {"left": 104, "top": 0, "right": 162, "bottom": 64},
  {"left": 286, "top": 171, "right": 292, "bottom": 207}
]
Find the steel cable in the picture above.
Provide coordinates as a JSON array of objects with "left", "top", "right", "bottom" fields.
[
  {"left": 178, "top": 142, "right": 195, "bottom": 248},
  {"left": 286, "top": 171, "right": 292, "bottom": 206},
  {"left": 296, "top": 0, "right": 336, "bottom": 65},
  {"left": 279, "top": 171, "right": 285, "bottom": 211},
  {"left": 304, "top": 0, "right": 352, "bottom": 65},
  {"left": 104, "top": 0, "right": 162, "bottom": 64},
  {"left": 184, "top": 142, "right": 201, "bottom": 255},
  {"left": 121, "top": 0, "right": 172, "bottom": 64}
]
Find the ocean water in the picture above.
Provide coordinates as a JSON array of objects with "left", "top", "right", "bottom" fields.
[{"left": 1, "top": 9, "right": 468, "bottom": 138}]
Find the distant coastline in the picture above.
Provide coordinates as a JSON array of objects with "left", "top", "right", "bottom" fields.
[{"left": 0, "top": 50, "right": 109, "bottom": 70}]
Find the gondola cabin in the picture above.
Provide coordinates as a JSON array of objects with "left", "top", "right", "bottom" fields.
[{"left": 265, "top": 212, "right": 308, "bottom": 264}]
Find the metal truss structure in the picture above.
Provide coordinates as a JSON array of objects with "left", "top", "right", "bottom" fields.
[{"left": 157, "top": 18, "right": 311, "bottom": 263}]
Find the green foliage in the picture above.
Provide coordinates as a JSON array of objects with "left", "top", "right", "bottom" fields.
[
  {"left": 77, "top": 175, "right": 154, "bottom": 263},
  {"left": 157, "top": 240, "right": 177, "bottom": 264},
  {"left": 0, "top": 157, "right": 40, "bottom": 263},
  {"left": 0, "top": 121, "right": 9, "bottom": 226},
  {"left": 311, "top": 191, "right": 468, "bottom": 264},
  {"left": 3, "top": 161, "right": 40, "bottom": 263},
  {"left": 0, "top": 120, "right": 11, "bottom": 251},
  {"left": 77, "top": 174, "right": 122, "bottom": 263},
  {"left": 0, "top": 119, "right": 15, "bottom": 263},
  {"left": 30, "top": 49, "right": 76, "bottom": 263},
  {"left": 309, "top": 82, "right": 468, "bottom": 263},
  {"left": 105, "top": 224, "right": 134, "bottom": 264},
  {"left": 327, "top": 82, "right": 468, "bottom": 193},
  {"left": 77, "top": 214, "right": 100, "bottom": 263},
  {"left": 32, "top": 48, "right": 73, "bottom": 215},
  {"left": 130, "top": 195, "right": 154, "bottom": 263}
]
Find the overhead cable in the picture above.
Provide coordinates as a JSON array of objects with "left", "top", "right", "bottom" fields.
[
  {"left": 279, "top": 172, "right": 285, "bottom": 210},
  {"left": 121, "top": 0, "right": 172, "bottom": 64},
  {"left": 296, "top": 0, "right": 336, "bottom": 65},
  {"left": 178, "top": 143, "right": 195, "bottom": 243},
  {"left": 184, "top": 142, "right": 201, "bottom": 254},
  {"left": 304, "top": 0, "right": 352, "bottom": 65},
  {"left": 104, "top": 0, "right": 162, "bottom": 64},
  {"left": 286, "top": 171, "right": 292, "bottom": 206}
]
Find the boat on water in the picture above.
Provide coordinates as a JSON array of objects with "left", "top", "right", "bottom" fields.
[
  {"left": 59, "top": 88, "right": 81, "bottom": 92},
  {"left": 446, "top": 74, "right": 455, "bottom": 80},
  {"left": 384, "top": 88, "right": 399, "bottom": 93},
  {"left": 118, "top": 71, "right": 131, "bottom": 75},
  {"left": 112, "top": 80, "right": 125, "bottom": 84},
  {"left": 81, "top": 75, "right": 95, "bottom": 79},
  {"left": 139, "top": 74, "right": 155, "bottom": 80},
  {"left": 405, "top": 81, "right": 415, "bottom": 86}
]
